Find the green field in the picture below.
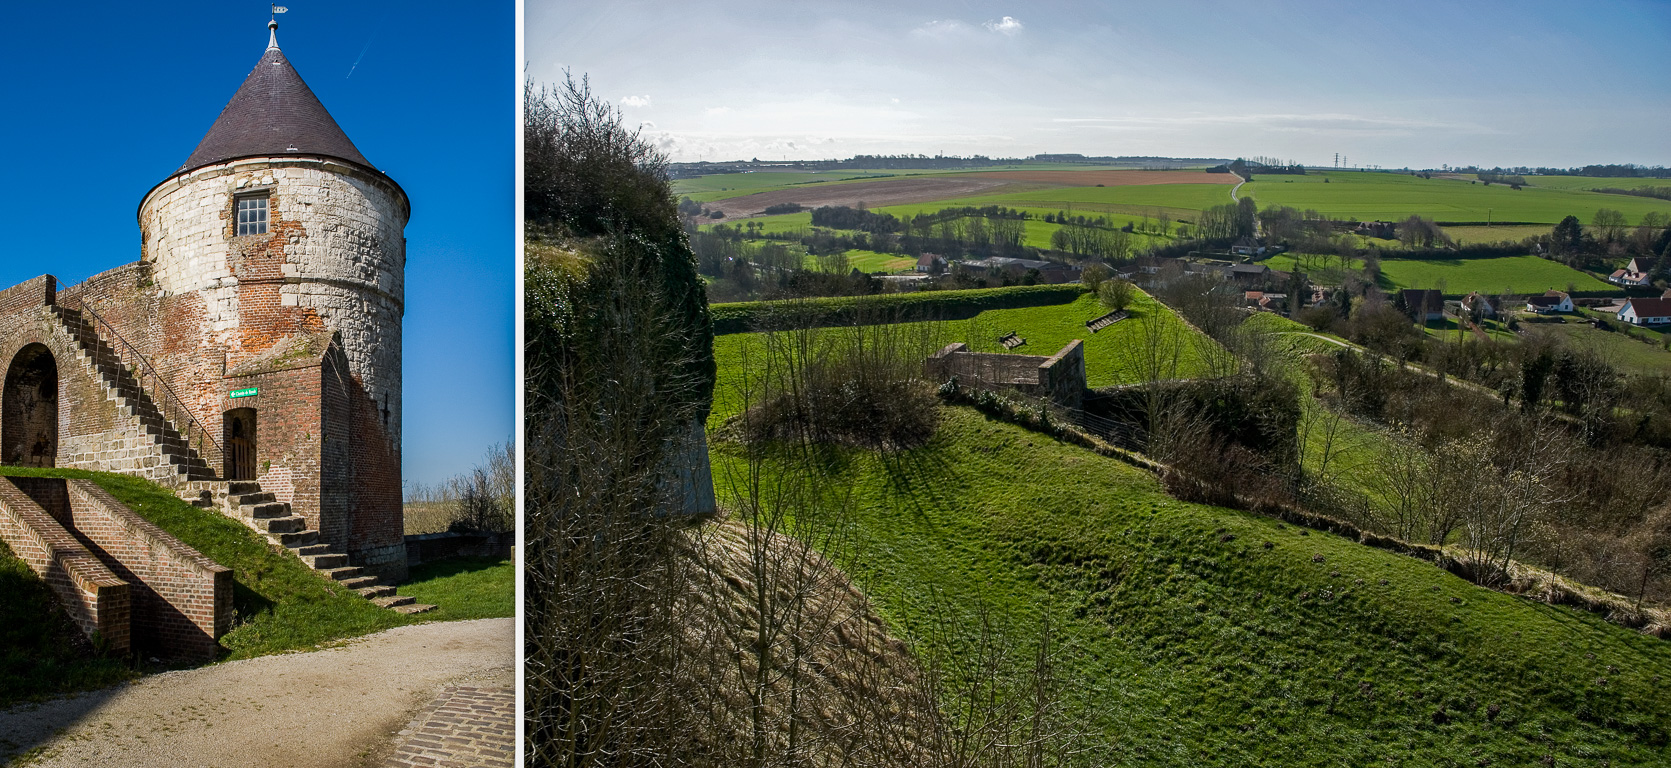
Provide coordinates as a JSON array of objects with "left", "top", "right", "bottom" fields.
[
  {"left": 1442, "top": 224, "right": 1552, "bottom": 244},
  {"left": 709, "top": 404, "right": 1671, "bottom": 766},
  {"left": 1528, "top": 176, "right": 1671, "bottom": 192},
  {"left": 1264, "top": 252, "right": 1615, "bottom": 296},
  {"left": 810, "top": 248, "right": 915, "bottom": 273},
  {"left": 673, "top": 170, "right": 924, "bottom": 202},
  {"left": 1376, "top": 254, "right": 1616, "bottom": 295},
  {"left": 1525, "top": 317, "right": 1671, "bottom": 376},
  {"left": 1238, "top": 172, "right": 1671, "bottom": 225},
  {"left": 709, "top": 291, "right": 1216, "bottom": 426}
]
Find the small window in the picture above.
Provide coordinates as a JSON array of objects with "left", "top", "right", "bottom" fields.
[{"left": 236, "top": 195, "right": 269, "bottom": 236}]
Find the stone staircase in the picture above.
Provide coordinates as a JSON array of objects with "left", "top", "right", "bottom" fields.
[
  {"left": 48, "top": 304, "right": 215, "bottom": 484},
  {"left": 178, "top": 480, "right": 434, "bottom": 615}
]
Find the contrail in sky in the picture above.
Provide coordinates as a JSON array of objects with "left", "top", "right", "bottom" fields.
[{"left": 346, "top": 11, "right": 389, "bottom": 78}]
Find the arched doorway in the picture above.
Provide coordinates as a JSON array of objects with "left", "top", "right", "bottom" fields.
[
  {"left": 224, "top": 408, "right": 258, "bottom": 480},
  {"left": 2, "top": 344, "right": 59, "bottom": 468}
]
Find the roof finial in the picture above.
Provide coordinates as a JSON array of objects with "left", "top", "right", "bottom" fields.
[{"left": 268, "top": 5, "right": 288, "bottom": 50}]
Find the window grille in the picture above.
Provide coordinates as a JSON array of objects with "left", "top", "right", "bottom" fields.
[{"left": 236, "top": 195, "right": 269, "bottom": 236}]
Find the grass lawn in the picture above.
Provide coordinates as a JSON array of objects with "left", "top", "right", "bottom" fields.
[
  {"left": 709, "top": 406, "right": 1671, "bottom": 766},
  {"left": 0, "top": 537, "right": 134, "bottom": 706},
  {"left": 708, "top": 291, "right": 1218, "bottom": 427},
  {"left": 0, "top": 467, "right": 512, "bottom": 703},
  {"left": 400, "top": 556, "right": 514, "bottom": 622},
  {"left": 811, "top": 248, "right": 915, "bottom": 273}
]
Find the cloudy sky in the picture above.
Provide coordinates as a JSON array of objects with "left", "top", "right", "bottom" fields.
[{"left": 528, "top": 0, "right": 1670, "bottom": 169}]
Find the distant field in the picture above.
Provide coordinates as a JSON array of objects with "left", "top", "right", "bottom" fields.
[
  {"left": 807, "top": 249, "right": 915, "bottom": 273},
  {"left": 673, "top": 170, "right": 923, "bottom": 202},
  {"left": 1442, "top": 224, "right": 1550, "bottom": 244},
  {"left": 1238, "top": 172, "right": 1671, "bottom": 225},
  {"left": 1528, "top": 176, "right": 1671, "bottom": 192},
  {"left": 1375, "top": 255, "right": 1615, "bottom": 295},
  {"left": 1265, "top": 252, "right": 1614, "bottom": 296}
]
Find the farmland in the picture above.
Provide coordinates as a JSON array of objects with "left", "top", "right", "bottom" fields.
[
  {"left": 1237, "top": 172, "right": 1671, "bottom": 224},
  {"left": 1376, "top": 254, "right": 1615, "bottom": 295}
]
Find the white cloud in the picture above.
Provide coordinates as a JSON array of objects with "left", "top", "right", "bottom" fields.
[
  {"left": 620, "top": 94, "right": 651, "bottom": 107},
  {"left": 983, "top": 16, "right": 1023, "bottom": 35},
  {"left": 705, "top": 106, "right": 731, "bottom": 115},
  {"left": 911, "top": 19, "right": 970, "bottom": 38},
  {"left": 890, "top": 97, "right": 901, "bottom": 104}
]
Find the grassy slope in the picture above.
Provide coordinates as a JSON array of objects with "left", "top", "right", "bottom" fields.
[
  {"left": 0, "top": 467, "right": 513, "bottom": 701},
  {"left": 709, "top": 292, "right": 1215, "bottom": 426},
  {"left": 711, "top": 407, "right": 1671, "bottom": 766},
  {"left": 1529, "top": 176, "right": 1671, "bottom": 192}
]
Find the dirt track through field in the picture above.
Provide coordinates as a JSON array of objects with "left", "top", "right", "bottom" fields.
[{"left": 0, "top": 618, "right": 513, "bottom": 768}]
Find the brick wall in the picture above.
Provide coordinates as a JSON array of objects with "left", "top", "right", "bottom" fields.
[
  {"left": 223, "top": 362, "right": 324, "bottom": 533},
  {"left": 0, "top": 477, "right": 130, "bottom": 654},
  {"left": 57, "top": 479, "right": 230, "bottom": 660},
  {"left": 0, "top": 275, "right": 54, "bottom": 316}
]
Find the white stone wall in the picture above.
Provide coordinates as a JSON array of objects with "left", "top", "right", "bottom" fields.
[{"left": 138, "top": 157, "right": 409, "bottom": 446}]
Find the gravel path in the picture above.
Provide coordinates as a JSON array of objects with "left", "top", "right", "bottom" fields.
[{"left": 0, "top": 618, "right": 512, "bottom": 768}]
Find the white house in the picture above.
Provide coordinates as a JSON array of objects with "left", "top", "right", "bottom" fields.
[
  {"left": 1609, "top": 268, "right": 1651, "bottom": 287},
  {"left": 1618, "top": 297, "right": 1671, "bottom": 326},
  {"left": 1526, "top": 290, "right": 1574, "bottom": 314}
]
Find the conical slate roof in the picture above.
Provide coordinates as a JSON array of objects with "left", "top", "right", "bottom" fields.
[{"left": 176, "top": 30, "right": 374, "bottom": 175}]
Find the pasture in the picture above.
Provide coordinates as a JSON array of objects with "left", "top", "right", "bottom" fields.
[
  {"left": 1375, "top": 254, "right": 1615, "bottom": 295},
  {"left": 673, "top": 170, "right": 921, "bottom": 202},
  {"left": 1528, "top": 176, "right": 1671, "bottom": 192},
  {"left": 1238, "top": 172, "right": 1671, "bottom": 225}
]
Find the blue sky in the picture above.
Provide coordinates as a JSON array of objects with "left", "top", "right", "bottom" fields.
[
  {"left": 0, "top": 2, "right": 514, "bottom": 487},
  {"left": 528, "top": 0, "right": 1670, "bottom": 168}
]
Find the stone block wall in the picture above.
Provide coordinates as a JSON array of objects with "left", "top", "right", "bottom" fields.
[
  {"left": 0, "top": 477, "right": 130, "bottom": 654},
  {"left": 927, "top": 340, "right": 1087, "bottom": 409},
  {"left": 58, "top": 479, "right": 231, "bottom": 660}
]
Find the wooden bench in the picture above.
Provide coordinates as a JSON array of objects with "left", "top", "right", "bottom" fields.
[
  {"left": 998, "top": 331, "right": 1026, "bottom": 350},
  {"left": 1086, "top": 310, "right": 1129, "bottom": 333}
]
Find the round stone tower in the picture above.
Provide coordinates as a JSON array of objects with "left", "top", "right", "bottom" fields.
[{"left": 137, "top": 19, "right": 409, "bottom": 452}]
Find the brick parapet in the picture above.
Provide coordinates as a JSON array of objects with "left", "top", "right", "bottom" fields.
[
  {"left": 0, "top": 476, "right": 130, "bottom": 654},
  {"left": 0, "top": 275, "right": 55, "bottom": 316},
  {"left": 62, "top": 479, "right": 230, "bottom": 658}
]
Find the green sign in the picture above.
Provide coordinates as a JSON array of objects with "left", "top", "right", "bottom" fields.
[{"left": 229, "top": 387, "right": 259, "bottom": 399}]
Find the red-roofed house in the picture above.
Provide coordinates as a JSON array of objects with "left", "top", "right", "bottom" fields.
[
  {"left": 1526, "top": 291, "right": 1573, "bottom": 314},
  {"left": 1618, "top": 297, "right": 1671, "bottom": 326}
]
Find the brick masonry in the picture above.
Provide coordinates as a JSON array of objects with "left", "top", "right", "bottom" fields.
[
  {"left": 385, "top": 686, "right": 515, "bottom": 768},
  {"left": 0, "top": 476, "right": 130, "bottom": 654}
]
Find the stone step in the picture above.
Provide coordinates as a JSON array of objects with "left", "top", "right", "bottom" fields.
[
  {"left": 241, "top": 502, "right": 289, "bottom": 519},
  {"left": 291, "top": 543, "right": 332, "bottom": 557},
  {"left": 318, "top": 566, "right": 365, "bottom": 581},
  {"left": 371, "top": 595, "right": 415, "bottom": 609},
  {"left": 302, "top": 553, "right": 348, "bottom": 569},
  {"left": 276, "top": 529, "right": 318, "bottom": 547},
  {"left": 393, "top": 603, "right": 437, "bottom": 615},
  {"left": 337, "top": 575, "right": 381, "bottom": 591},
  {"left": 356, "top": 584, "right": 397, "bottom": 599},
  {"left": 257, "top": 515, "right": 306, "bottom": 534},
  {"left": 227, "top": 481, "right": 261, "bottom": 495},
  {"left": 230, "top": 492, "right": 276, "bottom": 506}
]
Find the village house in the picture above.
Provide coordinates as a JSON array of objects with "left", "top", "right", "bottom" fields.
[
  {"left": 1526, "top": 290, "right": 1574, "bottom": 314},
  {"left": 1399, "top": 289, "right": 1445, "bottom": 322},
  {"left": 1617, "top": 297, "right": 1671, "bottom": 326},
  {"left": 914, "top": 253, "right": 947, "bottom": 274},
  {"left": 1459, "top": 292, "right": 1498, "bottom": 319}
]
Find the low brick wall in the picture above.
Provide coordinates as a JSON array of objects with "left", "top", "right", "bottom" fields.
[
  {"left": 0, "top": 477, "right": 130, "bottom": 653},
  {"left": 405, "top": 531, "right": 514, "bottom": 567},
  {"left": 0, "top": 275, "right": 54, "bottom": 317},
  {"left": 62, "top": 479, "right": 232, "bottom": 660}
]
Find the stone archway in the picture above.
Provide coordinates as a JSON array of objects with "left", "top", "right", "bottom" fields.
[{"left": 3, "top": 343, "right": 59, "bottom": 468}]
